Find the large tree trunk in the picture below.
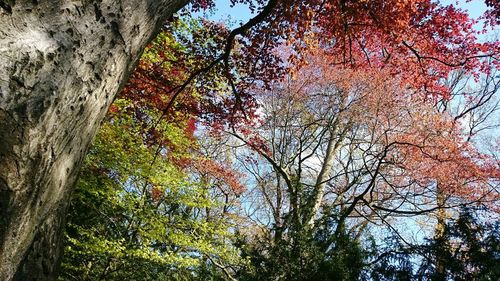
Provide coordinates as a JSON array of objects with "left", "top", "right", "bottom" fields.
[{"left": 0, "top": 0, "right": 187, "bottom": 279}]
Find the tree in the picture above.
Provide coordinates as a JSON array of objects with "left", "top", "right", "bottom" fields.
[
  {"left": 60, "top": 98, "right": 243, "bottom": 281},
  {"left": 225, "top": 50, "right": 499, "bottom": 280},
  {"left": 370, "top": 207, "right": 500, "bottom": 281},
  {"left": 235, "top": 212, "right": 368, "bottom": 281},
  {"left": 0, "top": 1, "right": 191, "bottom": 280},
  {"left": 0, "top": 0, "right": 498, "bottom": 279},
  {"left": 59, "top": 23, "right": 245, "bottom": 280}
]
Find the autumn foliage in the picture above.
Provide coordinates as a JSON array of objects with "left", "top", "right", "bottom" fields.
[
  {"left": 61, "top": 1, "right": 500, "bottom": 280},
  {"left": 202, "top": 0, "right": 499, "bottom": 102}
]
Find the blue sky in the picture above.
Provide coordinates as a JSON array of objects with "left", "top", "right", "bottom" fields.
[
  {"left": 442, "top": 0, "right": 488, "bottom": 19},
  {"left": 196, "top": 0, "right": 254, "bottom": 25}
]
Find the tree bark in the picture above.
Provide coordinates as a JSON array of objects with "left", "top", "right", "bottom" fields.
[
  {"left": 0, "top": 0, "right": 187, "bottom": 279},
  {"left": 434, "top": 185, "right": 448, "bottom": 279}
]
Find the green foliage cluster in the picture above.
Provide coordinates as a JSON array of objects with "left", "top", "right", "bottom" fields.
[
  {"left": 59, "top": 100, "right": 242, "bottom": 281},
  {"left": 60, "top": 16, "right": 246, "bottom": 280}
]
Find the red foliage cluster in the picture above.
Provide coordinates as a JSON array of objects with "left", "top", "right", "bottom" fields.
[
  {"left": 193, "top": 158, "right": 246, "bottom": 195},
  {"left": 151, "top": 186, "right": 164, "bottom": 202},
  {"left": 484, "top": 0, "right": 500, "bottom": 23},
  {"left": 223, "top": 0, "right": 498, "bottom": 100},
  {"left": 241, "top": 49, "right": 499, "bottom": 210},
  {"left": 111, "top": 19, "right": 248, "bottom": 199}
]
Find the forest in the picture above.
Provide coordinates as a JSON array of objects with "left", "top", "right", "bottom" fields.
[{"left": 0, "top": 0, "right": 499, "bottom": 280}]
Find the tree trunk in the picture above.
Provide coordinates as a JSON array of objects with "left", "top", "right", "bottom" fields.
[
  {"left": 0, "top": 0, "right": 187, "bottom": 279},
  {"left": 434, "top": 185, "right": 448, "bottom": 279}
]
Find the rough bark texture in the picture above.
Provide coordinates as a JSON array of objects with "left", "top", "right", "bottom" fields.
[{"left": 0, "top": 0, "right": 188, "bottom": 280}]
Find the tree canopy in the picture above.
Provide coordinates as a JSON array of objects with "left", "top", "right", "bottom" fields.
[
  {"left": 59, "top": 2, "right": 500, "bottom": 279},
  {"left": 0, "top": 0, "right": 499, "bottom": 280}
]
